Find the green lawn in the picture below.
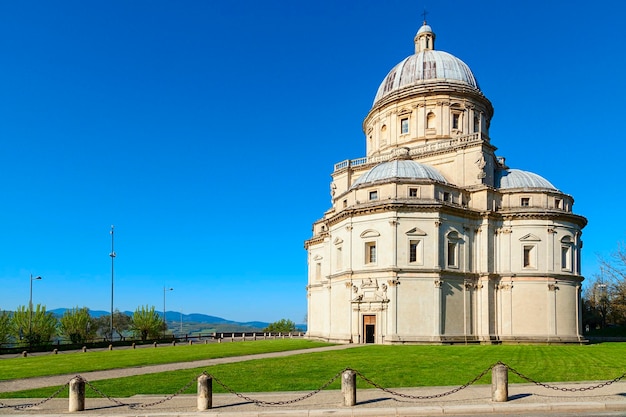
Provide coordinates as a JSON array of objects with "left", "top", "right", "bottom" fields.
[
  {"left": 0, "top": 339, "right": 332, "bottom": 380},
  {"left": 2, "top": 342, "right": 626, "bottom": 398}
]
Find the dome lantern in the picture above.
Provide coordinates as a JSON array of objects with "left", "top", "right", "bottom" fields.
[{"left": 414, "top": 21, "right": 435, "bottom": 53}]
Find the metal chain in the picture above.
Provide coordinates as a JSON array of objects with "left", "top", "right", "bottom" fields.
[
  {"left": 129, "top": 373, "right": 200, "bottom": 409},
  {"left": 504, "top": 364, "right": 626, "bottom": 392},
  {"left": 84, "top": 373, "right": 200, "bottom": 409},
  {"left": 353, "top": 363, "right": 497, "bottom": 400},
  {"left": 84, "top": 378, "right": 136, "bottom": 407},
  {"left": 0, "top": 381, "right": 69, "bottom": 410},
  {"left": 208, "top": 369, "right": 346, "bottom": 406}
]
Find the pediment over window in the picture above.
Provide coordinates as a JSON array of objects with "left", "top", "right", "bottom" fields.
[
  {"left": 360, "top": 229, "right": 380, "bottom": 238},
  {"left": 406, "top": 227, "right": 427, "bottom": 236},
  {"left": 519, "top": 233, "right": 541, "bottom": 242},
  {"left": 313, "top": 255, "right": 323, "bottom": 261},
  {"left": 560, "top": 236, "right": 573, "bottom": 244},
  {"left": 447, "top": 230, "right": 461, "bottom": 240},
  {"left": 333, "top": 237, "right": 344, "bottom": 245}
]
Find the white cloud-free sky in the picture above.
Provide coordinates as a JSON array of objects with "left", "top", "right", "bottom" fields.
[{"left": 0, "top": 0, "right": 624, "bottom": 322}]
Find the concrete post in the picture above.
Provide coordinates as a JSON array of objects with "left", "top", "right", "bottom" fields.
[
  {"left": 197, "top": 374, "right": 212, "bottom": 410},
  {"left": 342, "top": 369, "right": 357, "bottom": 406},
  {"left": 69, "top": 376, "right": 85, "bottom": 412},
  {"left": 82, "top": 346, "right": 87, "bottom": 353},
  {"left": 21, "top": 351, "right": 27, "bottom": 357},
  {"left": 108, "top": 344, "right": 113, "bottom": 351},
  {"left": 154, "top": 342, "right": 158, "bottom": 348},
  {"left": 491, "top": 363, "right": 508, "bottom": 402}
]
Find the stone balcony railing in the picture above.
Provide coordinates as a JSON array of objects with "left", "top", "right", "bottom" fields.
[{"left": 334, "top": 132, "right": 484, "bottom": 172}]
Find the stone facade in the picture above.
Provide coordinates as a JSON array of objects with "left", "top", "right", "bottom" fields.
[{"left": 305, "top": 22, "right": 587, "bottom": 344}]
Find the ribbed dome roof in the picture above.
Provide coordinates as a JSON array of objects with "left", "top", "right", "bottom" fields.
[
  {"left": 496, "top": 169, "right": 557, "bottom": 191},
  {"left": 351, "top": 160, "right": 447, "bottom": 189},
  {"left": 373, "top": 23, "right": 480, "bottom": 106}
]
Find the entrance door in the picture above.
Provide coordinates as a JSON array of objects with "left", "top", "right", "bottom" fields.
[{"left": 363, "top": 315, "right": 376, "bottom": 344}]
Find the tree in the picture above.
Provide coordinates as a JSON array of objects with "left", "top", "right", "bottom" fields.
[
  {"left": 584, "top": 243, "right": 626, "bottom": 330},
  {"left": 131, "top": 305, "right": 164, "bottom": 341},
  {"left": 59, "top": 307, "right": 97, "bottom": 344},
  {"left": 0, "top": 309, "right": 11, "bottom": 346},
  {"left": 10, "top": 304, "right": 57, "bottom": 345},
  {"left": 263, "top": 318, "right": 297, "bottom": 333},
  {"left": 95, "top": 310, "right": 132, "bottom": 341}
]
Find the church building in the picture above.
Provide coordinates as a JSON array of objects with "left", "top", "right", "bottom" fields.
[{"left": 305, "top": 22, "right": 587, "bottom": 344}]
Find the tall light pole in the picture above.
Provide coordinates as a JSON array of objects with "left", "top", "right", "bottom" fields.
[
  {"left": 29, "top": 274, "right": 42, "bottom": 342},
  {"left": 110, "top": 225, "right": 116, "bottom": 341},
  {"left": 163, "top": 286, "right": 173, "bottom": 337}
]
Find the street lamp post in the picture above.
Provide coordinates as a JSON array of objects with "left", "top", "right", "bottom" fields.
[
  {"left": 109, "top": 225, "right": 116, "bottom": 341},
  {"left": 163, "top": 287, "right": 173, "bottom": 337},
  {"left": 28, "top": 274, "right": 42, "bottom": 344}
]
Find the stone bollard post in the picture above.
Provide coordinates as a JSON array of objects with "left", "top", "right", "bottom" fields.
[
  {"left": 82, "top": 346, "right": 87, "bottom": 353},
  {"left": 491, "top": 363, "right": 508, "bottom": 402},
  {"left": 189, "top": 340, "right": 193, "bottom": 345},
  {"left": 22, "top": 351, "right": 27, "bottom": 357},
  {"left": 69, "top": 376, "right": 85, "bottom": 412},
  {"left": 154, "top": 342, "right": 158, "bottom": 348},
  {"left": 218, "top": 338, "right": 221, "bottom": 343},
  {"left": 132, "top": 343, "right": 136, "bottom": 349},
  {"left": 341, "top": 369, "right": 357, "bottom": 406},
  {"left": 197, "top": 374, "right": 213, "bottom": 410},
  {"left": 53, "top": 348, "right": 58, "bottom": 354},
  {"left": 108, "top": 344, "right": 113, "bottom": 351}
]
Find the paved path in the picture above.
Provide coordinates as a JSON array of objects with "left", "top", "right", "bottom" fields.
[
  {"left": 0, "top": 344, "right": 361, "bottom": 392},
  {"left": 1, "top": 344, "right": 626, "bottom": 416}
]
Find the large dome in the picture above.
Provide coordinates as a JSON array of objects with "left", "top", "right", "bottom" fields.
[
  {"left": 496, "top": 169, "right": 558, "bottom": 191},
  {"left": 373, "top": 23, "right": 480, "bottom": 106},
  {"left": 351, "top": 160, "right": 447, "bottom": 189}
]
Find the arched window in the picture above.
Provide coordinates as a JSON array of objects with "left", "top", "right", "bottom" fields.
[{"left": 427, "top": 112, "right": 436, "bottom": 129}]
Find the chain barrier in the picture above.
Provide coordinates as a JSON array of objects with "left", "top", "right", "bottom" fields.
[
  {"left": 503, "top": 363, "right": 626, "bottom": 392},
  {"left": 0, "top": 381, "right": 69, "bottom": 410},
  {"left": 352, "top": 363, "right": 497, "bottom": 400},
  {"left": 207, "top": 369, "right": 346, "bottom": 406},
  {"left": 2, "top": 363, "right": 626, "bottom": 412}
]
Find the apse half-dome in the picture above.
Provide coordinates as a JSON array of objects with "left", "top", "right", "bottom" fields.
[
  {"left": 496, "top": 168, "right": 557, "bottom": 191},
  {"left": 351, "top": 160, "right": 447, "bottom": 189}
]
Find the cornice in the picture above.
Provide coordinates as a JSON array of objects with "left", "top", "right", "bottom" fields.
[
  {"left": 498, "top": 210, "right": 587, "bottom": 228},
  {"left": 324, "top": 200, "right": 483, "bottom": 227}
]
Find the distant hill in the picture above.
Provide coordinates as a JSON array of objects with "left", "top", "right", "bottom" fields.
[{"left": 48, "top": 308, "right": 306, "bottom": 332}]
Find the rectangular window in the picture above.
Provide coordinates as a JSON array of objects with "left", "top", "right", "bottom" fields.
[
  {"left": 336, "top": 247, "right": 343, "bottom": 270},
  {"left": 369, "top": 190, "right": 378, "bottom": 200},
  {"left": 409, "top": 240, "right": 422, "bottom": 263},
  {"left": 447, "top": 241, "right": 457, "bottom": 267},
  {"left": 443, "top": 192, "right": 450, "bottom": 202},
  {"left": 343, "top": 199, "right": 348, "bottom": 208},
  {"left": 452, "top": 113, "right": 460, "bottom": 129},
  {"left": 555, "top": 198, "right": 562, "bottom": 209},
  {"left": 561, "top": 246, "right": 570, "bottom": 270},
  {"left": 401, "top": 118, "right": 409, "bottom": 134},
  {"left": 521, "top": 197, "right": 530, "bottom": 207},
  {"left": 365, "top": 242, "right": 377, "bottom": 264},
  {"left": 523, "top": 245, "right": 535, "bottom": 268},
  {"left": 315, "top": 262, "right": 321, "bottom": 280},
  {"left": 409, "top": 187, "right": 419, "bottom": 198}
]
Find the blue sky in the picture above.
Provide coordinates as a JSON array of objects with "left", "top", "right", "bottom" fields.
[{"left": 0, "top": 1, "right": 624, "bottom": 323}]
